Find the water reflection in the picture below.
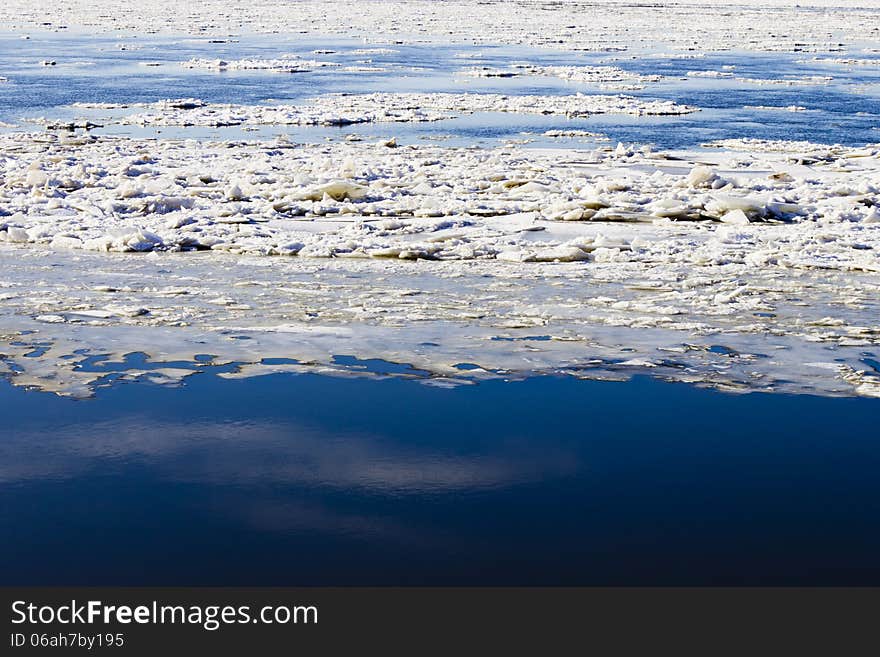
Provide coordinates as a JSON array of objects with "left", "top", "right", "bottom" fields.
[
  {"left": 0, "top": 415, "right": 576, "bottom": 492},
  {"left": 2, "top": 372, "right": 879, "bottom": 585}
]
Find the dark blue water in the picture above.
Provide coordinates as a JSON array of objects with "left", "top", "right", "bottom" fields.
[
  {"left": 1, "top": 33, "right": 878, "bottom": 148},
  {"left": 2, "top": 372, "right": 879, "bottom": 585}
]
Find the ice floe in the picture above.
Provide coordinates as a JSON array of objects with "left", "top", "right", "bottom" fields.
[
  {"left": 182, "top": 56, "right": 339, "bottom": 73},
  {"left": 687, "top": 70, "right": 734, "bottom": 78},
  {"left": 1, "top": 236, "right": 878, "bottom": 399},
  {"left": 460, "top": 64, "right": 662, "bottom": 90},
  {"left": 743, "top": 105, "right": 809, "bottom": 112},
  {"left": 0, "top": 132, "right": 877, "bottom": 271},
  {"left": 735, "top": 75, "right": 833, "bottom": 86},
  {"left": 804, "top": 57, "right": 880, "bottom": 67},
  {"left": 69, "top": 93, "right": 697, "bottom": 129},
  {"left": 0, "top": 126, "right": 877, "bottom": 398}
]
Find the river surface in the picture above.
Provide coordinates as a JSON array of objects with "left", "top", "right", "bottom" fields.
[
  {"left": 1, "top": 32, "right": 878, "bottom": 148},
  {"left": 2, "top": 372, "right": 879, "bottom": 585}
]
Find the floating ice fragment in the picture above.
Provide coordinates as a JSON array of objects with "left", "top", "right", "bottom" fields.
[
  {"left": 226, "top": 184, "right": 246, "bottom": 201},
  {"left": 26, "top": 169, "right": 49, "bottom": 187},
  {"left": 685, "top": 165, "right": 717, "bottom": 188},
  {"left": 719, "top": 209, "right": 751, "bottom": 225},
  {"left": 183, "top": 56, "right": 338, "bottom": 73},
  {"left": 687, "top": 70, "right": 733, "bottom": 78},
  {"left": 6, "top": 227, "right": 30, "bottom": 242},
  {"left": 50, "top": 235, "right": 84, "bottom": 249},
  {"left": 94, "top": 92, "right": 698, "bottom": 128},
  {"left": 313, "top": 181, "right": 370, "bottom": 201},
  {"left": 705, "top": 195, "right": 767, "bottom": 219}
]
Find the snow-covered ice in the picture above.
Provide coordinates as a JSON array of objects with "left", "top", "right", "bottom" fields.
[
  {"left": 1, "top": 131, "right": 878, "bottom": 398},
  {"left": 2, "top": 0, "right": 878, "bottom": 56},
  {"left": 67, "top": 93, "right": 697, "bottom": 128},
  {"left": 1, "top": 237, "right": 878, "bottom": 399},
  {"left": 1, "top": 132, "right": 877, "bottom": 261},
  {"left": 0, "top": 0, "right": 878, "bottom": 399},
  {"left": 459, "top": 64, "right": 662, "bottom": 90},
  {"left": 182, "top": 56, "right": 339, "bottom": 73}
]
